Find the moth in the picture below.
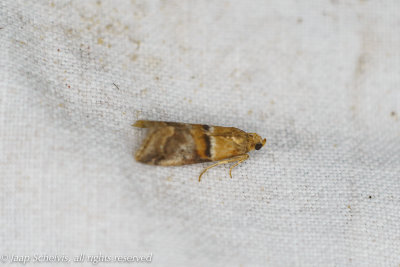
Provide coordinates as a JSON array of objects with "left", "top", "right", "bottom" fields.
[{"left": 133, "top": 120, "right": 266, "bottom": 181}]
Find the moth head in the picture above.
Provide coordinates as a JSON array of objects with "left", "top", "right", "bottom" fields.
[{"left": 248, "top": 133, "right": 266, "bottom": 151}]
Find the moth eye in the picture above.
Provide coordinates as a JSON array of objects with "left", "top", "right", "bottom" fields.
[{"left": 255, "top": 143, "right": 262, "bottom": 150}]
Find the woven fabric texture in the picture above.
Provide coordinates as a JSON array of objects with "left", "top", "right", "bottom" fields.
[{"left": 1, "top": 0, "right": 400, "bottom": 266}]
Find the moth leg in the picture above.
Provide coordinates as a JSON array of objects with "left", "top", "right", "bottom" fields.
[
  {"left": 229, "top": 154, "right": 249, "bottom": 178},
  {"left": 198, "top": 154, "right": 249, "bottom": 182}
]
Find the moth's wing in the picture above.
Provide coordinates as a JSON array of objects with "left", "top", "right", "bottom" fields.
[
  {"left": 135, "top": 124, "right": 210, "bottom": 166},
  {"left": 133, "top": 120, "right": 192, "bottom": 129}
]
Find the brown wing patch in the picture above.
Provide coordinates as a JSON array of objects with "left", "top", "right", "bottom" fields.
[
  {"left": 190, "top": 125, "right": 212, "bottom": 160},
  {"left": 135, "top": 126, "right": 174, "bottom": 164},
  {"left": 135, "top": 125, "right": 211, "bottom": 166}
]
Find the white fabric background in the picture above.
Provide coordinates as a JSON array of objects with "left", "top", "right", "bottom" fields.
[{"left": 1, "top": 0, "right": 400, "bottom": 266}]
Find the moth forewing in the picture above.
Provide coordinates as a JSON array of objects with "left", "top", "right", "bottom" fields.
[{"left": 134, "top": 120, "right": 266, "bottom": 181}]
